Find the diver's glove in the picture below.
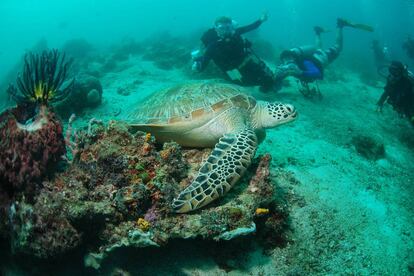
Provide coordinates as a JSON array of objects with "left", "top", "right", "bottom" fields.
[
  {"left": 274, "top": 65, "right": 288, "bottom": 80},
  {"left": 285, "top": 63, "right": 302, "bottom": 77},
  {"left": 274, "top": 63, "right": 302, "bottom": 79}
]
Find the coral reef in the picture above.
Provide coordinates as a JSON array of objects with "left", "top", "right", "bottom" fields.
[
  {"left": 0, "top": 49, "right": 73, "bottom": 257},
  {"left": 9, "top": 196, "right": 81, "bottom": 258},
  {"left": 141, "top": 32, "right": 192, "bottom": 70},
  {"left": 55, "top": 74, "right": 103, "bottom": 118},
  {"left": 62, "top": 38, "right": 94, "bottom": 60},
  {"left": 0, "top": 49, "right": 73, "bottom": 203},
  {"left": 0, "top": 104, "right": 66, "bottom": 202},
  {"left": 0, "top": 121, "right": 288, "bottom": 269},
  {"left": 111, "top": 38, "right": 143, "bottom": 61},
  {"left": 61, "top": 38, "right": 99, "bottom": 78},
  {"left": 251, "top": 38, "right": 278, "bottom": 61}
]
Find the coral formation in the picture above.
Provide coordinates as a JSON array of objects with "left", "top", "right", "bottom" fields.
[
  {"left": 0, "top": 121, "right": 288, "bottom": 269},
  {"left": 251, "top": 38, "right": 278, "bottom": 61},
  {"left": 111, "top": 38, "right": 143, "bottom": 60},
  {"left": 55, "top": 74, "right": 103, "bottom": 118},
  {"left": 255, "top": 208, "right": 270, "bottom": 216},
  {"left": 0, "top": 49, "right": 73, "bottom": 258},
  {"left": 62, "top": 38, "right": 94, "bottom": 60},
  {"left": 9, "top": 196, "right": 81, "bottom": 258},
  {"left": 0, "top": 103, "right": 66, "bottom": 202},
  {"left": 141, "top": 32, "right": 192, "bottom": 70},
  {"left": 136, "top": 218, "right": 151, "bottom": 232},
  {"left": 0, "top": 49, "right": 72, "bottom": 204}
]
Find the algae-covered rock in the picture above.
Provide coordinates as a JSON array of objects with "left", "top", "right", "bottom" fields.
[
  {"left": 9, "top": 199, "right": 81, "bottom": 258},
  {"left": 55, "top": 74, "right": 103, "bottom": 118}
]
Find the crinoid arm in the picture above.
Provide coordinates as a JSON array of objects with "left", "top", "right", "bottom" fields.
[
  {"left": 172, "top": 127, "right": 258, "bottom": 213},
  {"left": 8, "top": 49, "right": 74, "bottom": 106}
]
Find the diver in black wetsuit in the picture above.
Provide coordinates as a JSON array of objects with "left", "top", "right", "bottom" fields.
[
  {"left": 192, "top": 14, "right": 275, "bottom": 92},
  {"left": 377, "top": 61, "right": 414, "bottom": 125}
]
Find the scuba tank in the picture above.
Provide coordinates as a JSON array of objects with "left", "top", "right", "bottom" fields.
[
  {"left": 280, "top": 45, "right": 318, "bottom": 62},
  {"left": 280, "top": 45, "right": 326, "bottom": 71},
  {"left": 295, "top": 45, "right": 318, "bottom": 58}
]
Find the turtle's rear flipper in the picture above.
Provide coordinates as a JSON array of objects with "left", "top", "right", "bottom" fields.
[{"left": 172, "top": 128, "right": 258, "bottom": 213}]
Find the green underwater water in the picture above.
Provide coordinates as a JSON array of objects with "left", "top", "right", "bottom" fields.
[{"left": 1, "top": 0, "right": 414, "bottom": 275}]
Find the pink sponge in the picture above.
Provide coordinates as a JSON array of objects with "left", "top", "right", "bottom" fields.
[{"left": 0, "top": 105, "right": 66, "bottom": 198}]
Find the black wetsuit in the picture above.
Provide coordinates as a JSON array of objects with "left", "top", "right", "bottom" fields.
[
  {"left": 196, "top": 20, "right": 274, "bottom": 92},
  {"left": 377, "top": 75, "right": 414, "bottom": 121}
]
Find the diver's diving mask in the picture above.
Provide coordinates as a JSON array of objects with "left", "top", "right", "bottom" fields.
[
  {"left": 388, "top": 62, "right": 406, "bottom": 83},
  {"left": 215, "top": 22, "right": 235, "bottom": 38}
]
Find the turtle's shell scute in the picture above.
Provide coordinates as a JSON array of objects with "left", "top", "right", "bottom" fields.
[{"left": 128, "top": 82, "right": 257, "bottom": 125}]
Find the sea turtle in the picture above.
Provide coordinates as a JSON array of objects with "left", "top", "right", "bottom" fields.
[{"left": 128, "top": 82, "right": 297, "bottom": 213}]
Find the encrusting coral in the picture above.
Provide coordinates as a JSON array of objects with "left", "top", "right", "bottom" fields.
[{"left": 0, "top": 105, "right": 66, "bottom": 200}]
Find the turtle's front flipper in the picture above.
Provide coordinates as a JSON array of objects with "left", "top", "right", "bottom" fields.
[{"left": 172, "top": 128, "right": 258, "bottom": 213}]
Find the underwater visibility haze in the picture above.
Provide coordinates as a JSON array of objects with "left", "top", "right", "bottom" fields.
[{"left": 0, "top": 0, "right": 414, "bottom": 275}]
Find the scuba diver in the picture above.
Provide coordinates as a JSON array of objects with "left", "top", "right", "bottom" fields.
[
  {"left": 192, "top": 14, "right": 276, "bottom": 92},
  {"left": 274, "top": 18, "right": 374, "bottom": 98},
  {"left": 371, "top": 39, "right": 390, "bottom": 72},
  {"left": 376, "top": 61, "right": 414, "bottom": 126},
  {"left": 402, "top": 37, "right": 414, "bottom": 62}
]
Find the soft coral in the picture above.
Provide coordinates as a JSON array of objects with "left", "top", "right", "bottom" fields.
[{"left": 0, "top": 105, "right": 66, "bottom": 201}]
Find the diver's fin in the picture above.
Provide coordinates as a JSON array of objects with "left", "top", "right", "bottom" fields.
[
  {"left": 350, "top": 23, "right": 374, "bottom": 32},
  {"left": 337, "top": 18, "right": 374, "bottom": 32}
]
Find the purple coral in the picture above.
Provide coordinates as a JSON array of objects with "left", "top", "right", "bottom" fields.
[
  {"left": 0, "top": 105, "right": 66, "bottom": 199},
  {"left": 144, "top": 205, "right": 159, "bottom": 224}
]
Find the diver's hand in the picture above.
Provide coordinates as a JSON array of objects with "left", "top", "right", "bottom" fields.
[
  {"left": 285, "top": 63, "right": 302, "bottom": 76},
  {"left": 275, "top": 64, "right": 293, "bottom": 79},
  {"left": 276, "top": 63, "right": 302, "bottom": 78},
  {"left": 191, "top": 49, "right": 201, "bottom": 61},
  {"left": 274, "top": 66, "right": 287, "bottom": 80},
  {"left": 260, "top": 12, "right": 268, "bottom": 23},
  {"left": 192, "top": 61, "right": 201, "bottom": 72}
]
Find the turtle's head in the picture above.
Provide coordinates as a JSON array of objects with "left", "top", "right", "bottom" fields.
[{"left": 253, "top": 101, "right": 297, "bottom": 129}]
